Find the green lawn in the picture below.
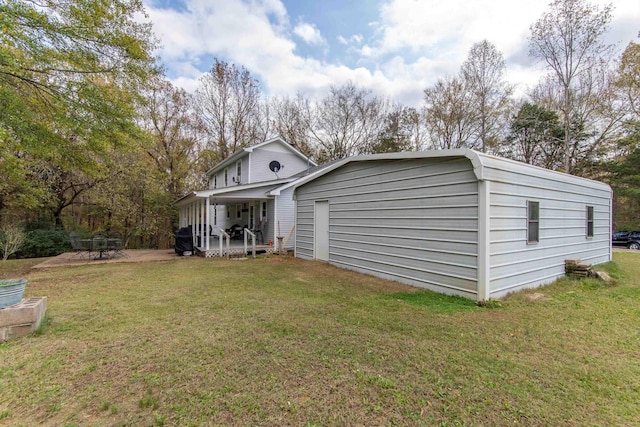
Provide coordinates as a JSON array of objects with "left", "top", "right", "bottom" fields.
[{"left": 1, "top": 253, "right": 639, "bottom": 426}]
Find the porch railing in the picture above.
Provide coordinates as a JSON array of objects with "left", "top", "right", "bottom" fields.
[
  {"left": 219, "top": 228, "right": 230, "bottom": 259},
  {"left": 244, "top": 228, "right": 256, "bottom": 259}
]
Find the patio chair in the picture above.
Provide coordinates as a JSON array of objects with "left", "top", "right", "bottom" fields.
[
  {"left": 91, "top": 233, "right": 110, "bottom": 260},
  {"left": 227, "top": 224, "right": 243, "bottom": 240},
  {"left": 107, "top": 232, "right": 129, "bottom": 258},
  {"left": 69, "top": 231, "right": 91, "bottom": 259}
]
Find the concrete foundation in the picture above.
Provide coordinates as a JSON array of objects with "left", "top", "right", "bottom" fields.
[{"left": 0, "top": 297, "right": 47, "bottom": 342}]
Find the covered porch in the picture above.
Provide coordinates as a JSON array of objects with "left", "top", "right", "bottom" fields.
[
  {"left": 196, "top": 235, "right": 276, "bottom": 258},
  {"left": 176, "top": 182, "right": 291, "bottom": 257}
]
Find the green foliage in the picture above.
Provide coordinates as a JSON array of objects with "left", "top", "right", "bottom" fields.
[
  {"left": 385, "top": 291, "right": 479, "bottom": 313},
  {"left": 502, "top": 102, "right": 564, "bottom": 168},
  {"left": 609, "top": 121, "right": 640, "bottom": 229},
  {"left": 16, "top": 227, "right": 70, "bottom": 259},
  {"left": 0, "top": 0, "right": 158, "bottom": 213},
  {"left": 370, "top": 107, "right": 418, "bottom": 154}
]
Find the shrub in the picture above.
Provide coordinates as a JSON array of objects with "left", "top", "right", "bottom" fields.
[{"left": 16, "top": 228, "right": 70, "bottom": 258}]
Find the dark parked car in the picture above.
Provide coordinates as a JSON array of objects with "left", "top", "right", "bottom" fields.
[{"left": 612, "top": 231, "right": 640, "bottom": 250}]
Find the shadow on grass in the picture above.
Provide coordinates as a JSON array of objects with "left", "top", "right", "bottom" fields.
[{"left": 384, "top": 290, "right": 480, "bottom": 313}]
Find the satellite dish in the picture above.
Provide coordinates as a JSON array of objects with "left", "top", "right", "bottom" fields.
[{"left": 269, "top": 160, "right": 281, "bottom": 173}]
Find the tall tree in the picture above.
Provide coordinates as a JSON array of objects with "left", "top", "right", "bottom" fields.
[
  {"left": 502, "top": 102, "right": 564, "bottom": 168},
  {"left": 529, "top": 0, "right": 613, "bottom": 173},
  {"left": 140, "top": 78, "right": 203, "bottom": 199},
  {"left": 306, "top": 81, "right": 390, "bottom": 161},
  {"left": 615, "top": 42, "right": 640, "bottom": 119},
  {"left": 196, "top": 59, "right": 267, "bottom": 161},
  {"left": 460, "top": 40, "right": 513, "bottom": 153},
  {"left": 423, "top": 76, "right": 477, "bottom": 150},
  {"left": 0, "top": 0, "right": 157, "bottom": 214},
  {"left": 370, "top": 105, "right": 421, "bottom": 154}
]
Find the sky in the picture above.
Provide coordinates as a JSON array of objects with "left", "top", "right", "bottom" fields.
[{"left": 144, "top": 0, "right": 640, "bottom": 107}]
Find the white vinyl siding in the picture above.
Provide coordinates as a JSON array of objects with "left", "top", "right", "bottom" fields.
[
  {"left": 483, "top": 156, "right": 611, "bottom": 298},
  {"left": 275, "top": 188, "right": 296, "bottom": 250},
  {"left": 250, "top": 145, "right": 312, "bottom": 182},
  {"left": 295, "top": 158, "right": 479, "bottom": 298}
]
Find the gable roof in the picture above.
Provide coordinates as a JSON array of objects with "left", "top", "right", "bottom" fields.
[
  {"left": 289, "top": 148, "right": 612, "bottom": 194},
  {"left": 205, "top": 136, "right": 317, "bottom": 176}
]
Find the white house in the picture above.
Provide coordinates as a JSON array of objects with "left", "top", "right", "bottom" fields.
[
  {"left": 292, "top": 149, "right": 612, "bottom": 300},
  {"left": 176, "top": 137, "right": 317, "bottom": 256}
]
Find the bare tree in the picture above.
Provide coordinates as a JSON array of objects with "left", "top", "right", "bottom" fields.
[
  {"left": 461, "top": 40, "right": 513, "bottom": 153},
  {"left": 530, "top": 61, "right": 627, "bottom": 175},
  {"left": 306, "top": 82, "right": 390, "bottom": 161},
  {"left": 270, "top": 94, "right": 314, "bottom": 158},
  {"left": 196, "top": 59, "right": 267, "bottom": 161},
  {"left": 0, "top": 223, "right": 26, "bottom": 261},
  {"left": 529, "top": 0, "right": 613, "bottom": 173},
  {"left": 423, "top": 76, "right": 478, "bottom": 150}
]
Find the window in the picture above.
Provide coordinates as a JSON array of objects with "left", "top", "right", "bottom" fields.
[
  {"left": 236, "top": 161, "right": 242, "bottom": 183},
  {"left": 236, "top": 204, "right": 242, "bottom": 220},
  {"left": 527, "top": 201, "right": 539, "bottom": 244},
  {"left": 249, "top": 205, "right": 255, "bottom": 229},
  {"left": 213, "top": 207, "right": 217, "bottom": 226},
  {"left": 226, "top": 207, "right": 230, "bottom": 219},
  {"left": 262, "top": 201, "right": 267, "bottom": 220},
  {"left": 586, "top": 206, "right": 594, "bottom": 238},
  {"left": 213, "top": 174, "right": 217, "bottom": 189},
  {"left": 224, "top": 168, "right": 228, "bottom": 186}
]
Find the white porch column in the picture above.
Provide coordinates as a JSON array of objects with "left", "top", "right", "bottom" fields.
[
  {"left": 273, "top": 196, "right": 278, "bottom": 251},
  {"left": 191, "top": 202, "right": 196, "bottom": 244},
  {"left": 205, "top": 196, "right": 211, "bottom": 251}
]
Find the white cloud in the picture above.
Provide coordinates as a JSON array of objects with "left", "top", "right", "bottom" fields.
[
  {"left": 337, "top": 34, "right": 364, "bottom": 46},
  {"left": 146, "top": 0, "right": 640, "bottom": 109},
  {"left": 293, "top": 22, "right": 325, "bottom": 46}
]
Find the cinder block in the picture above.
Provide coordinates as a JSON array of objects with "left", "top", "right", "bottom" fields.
[{"left": 0, "top": 297, "right": 47, "bottom": 341}]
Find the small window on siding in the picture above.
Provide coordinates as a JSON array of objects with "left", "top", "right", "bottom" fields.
[
  {"left": 527, "top": 201, "right": 539, "bottom": 244},
  {"left": 586, "top": 206, "right": 594, "bottom": 238},
  {"left": 236, "top": 161, "right": 242, "bottom": 183},
  {"left": 226, "top": 207, "right": 230, "bottom": 219},
  {"left": 213, "top": 175, "right": 217, "bottom": 189},
  {"left": 236, "top": 204, "right": 242, "bottom": 219},
  {"left": 262, "top": 202, "right": 267, "bottom": 220}
]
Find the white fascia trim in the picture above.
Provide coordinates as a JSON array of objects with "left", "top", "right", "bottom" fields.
[
  {"left": 245, "top": 136, "right": 318, "bottom": 167},
  {"left": 176, "top": 179, "right": 294, "bottom": 206}
]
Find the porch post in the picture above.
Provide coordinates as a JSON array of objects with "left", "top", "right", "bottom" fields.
[
  {"left": 273, "top": 196, "right": 278, "bottom": 252},
  {"left": 191, "top": 202, "right": 196, "bottom": 247},
  {"left": 205, "top": 196, "right": 211, "bottom": 251}
]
